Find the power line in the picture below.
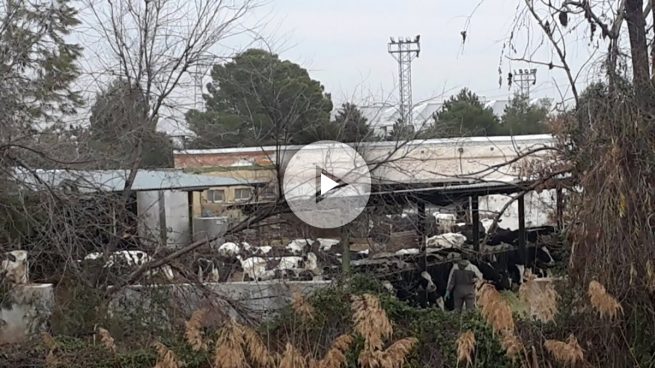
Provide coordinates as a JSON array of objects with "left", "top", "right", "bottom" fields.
[{"left": 388, "top": 35, "right": 421, "bottom": 127}]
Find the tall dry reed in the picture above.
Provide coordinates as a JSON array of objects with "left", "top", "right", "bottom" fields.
[
  {"left": 544, "top": 334, "right": 584, "bottom": 366},
  {"left": 588, "top": 280, "right": 623, "bottom": 319},
  {"left": 456, "top": 330, "right": 475, "bottom": 366},
  {"left": 351, "top": 293, "right": 393, "bottom": 351},
  {"left": 153, "top": 341, "right": 182, "bottom": 368},
  {"left": 185, "top": 308, "right": 208, "bottom": 351},
  {"left": 519, "top": 274, "right": 559, "bottom": 323}
]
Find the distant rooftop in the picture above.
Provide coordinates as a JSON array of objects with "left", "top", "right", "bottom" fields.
[
  {"left": 174, "top": 134, "right": 555, "bottom": 156},
  {"left": 13, "top": 169, "right": 260, "bottom": 192}
]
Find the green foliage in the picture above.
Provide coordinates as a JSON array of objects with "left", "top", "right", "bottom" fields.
[
  {"left": 88, "top": 79, "right": 173, "bottom": 168},
  {"left": 499, "top": 94, "right": 550, "bottom": 135},
  {"left": 186, "top": 49, "right": 334, "bottom": 148},
  {"left": 262, "top": 275, "right": 518, "bottom": 368},
  {"left": 333, "top": 103, "right": 373, "bottom": 142},
  {"left": 0, "top": 0, "right": 82, "bottom": 135},
  {"left": 387, "top": 119, "right": 415, "bottom": 141},
  {"left": 50, "top": 280, "right": 109, "bottom": 337},
  {"left": 429, "top": 88, "right": 501, "bottom": 137},
  {"left": 90, "top": 79, "right": 149, "bottom": 141}
]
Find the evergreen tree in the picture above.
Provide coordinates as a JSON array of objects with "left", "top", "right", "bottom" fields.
[
  {"left": 89, "top": 79, "right": 173, "bottom": 168},
  {"left": 429, "top": 88, "right": 501, "bottom": 138},
  {"left": 333, "top": 103, "right": 372, "bottom": 142},
  {"left": 186, "top": 49, "right": 333, "bottom": 148},
  {"left": 499, "top": 94, "right": 550, "bottom": 135},
  {"left": 387, "top": 119, "right": 415, "bottom": 140}
]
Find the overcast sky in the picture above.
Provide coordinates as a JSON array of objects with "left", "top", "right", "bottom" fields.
[
  {"left": 249, "top": 0, "right": 592, "bottom": 106},
  {"left": 76, "top": 0, "right": 601, "bottom": 135}
]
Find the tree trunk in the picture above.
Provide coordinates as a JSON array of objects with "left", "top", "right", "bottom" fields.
[
  {"left": 652, "top": 0, "right": 655, "bottom": 80},
  {"left": 625, "top": 0, "right": 651, "bottom": 85}
]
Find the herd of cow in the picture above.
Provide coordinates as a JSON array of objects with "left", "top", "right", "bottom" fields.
[{"left": 1, "top": 214, "right": 560, "bottom": 312}]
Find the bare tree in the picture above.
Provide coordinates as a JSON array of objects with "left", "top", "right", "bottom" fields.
[
  {"left": 504, "top": 1, "right": 655, "bottom": 366},
  {"left": 83, "top": 0, "right": 259, "bottom": 188}
]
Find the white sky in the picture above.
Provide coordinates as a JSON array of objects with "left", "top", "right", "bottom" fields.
[
  {"left": 253, "top": 0, "right": 595, "bottom": 104},
  {"left": 73, "top": 0, "right": 604, "bottom": 135}
]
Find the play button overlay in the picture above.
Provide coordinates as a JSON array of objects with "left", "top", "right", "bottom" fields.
[
  {"left": 283, "top": 141, "right": 371, "bottom": 229},
  {"left": 320, "top": 172, "right": 341, "bottom": 197}
]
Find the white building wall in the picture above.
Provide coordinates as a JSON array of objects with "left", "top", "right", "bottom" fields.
[
  {"left": 137, "top": 190, "right": 190, "bottom": 248},
  {"left": 164, "top": 190, "right": 190, "bottom": 246},
  {"left": 479, "top": 190, "right": 557, "bottom": 230},
  {"left": 137, "top": 191, "right": 161, "bottom": 244}
]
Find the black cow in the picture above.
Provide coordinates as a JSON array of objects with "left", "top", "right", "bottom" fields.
[
  {"left": 455, "top": 222, "right": 486, "bottom": 244},
  {"left": 472, "top": 260, "right": 511, "bottom": 291},
  {"left": 488, "top": 227, "right": 516, "bottom": 245},
  {"left": 488, "top": 226, "right": 557, "bottom": 246},
  {"left": 492, "top": 245, "right": 555, "bottom": 286},
  {"left": 389, "top": 264, "right": 450, "bottom": 309}
]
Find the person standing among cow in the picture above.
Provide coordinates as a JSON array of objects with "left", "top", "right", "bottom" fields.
[{"left": 446, "top": 260, "right": 482, "bottom": 312}]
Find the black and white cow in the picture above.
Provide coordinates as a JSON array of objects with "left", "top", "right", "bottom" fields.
[
  {"left": 491, "top": 245, "right": 556, "bottom": 285},
  {"left": 1, "top": 250, "right": 29, "bottom": 285},
  {"left": 82, "top": 250, "right": 175, "bottom": 282}
]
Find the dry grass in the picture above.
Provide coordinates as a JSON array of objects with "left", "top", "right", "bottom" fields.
[
  {"left": 351, "top": 294, "right": 393, "bottom": 351},
  {"left": 279, "top": 342, "right": 307, "bottom": 368},
  {"left": 588, "top": 280, "right": 623, "bottom": 319},
  {"left": 456, "top": 330, "right": 475, "bottom": 366},
  {"left": 292, "top": 291, "right": 316, "bottom": 321},
  {"left": 214, "top": 321, "right": 247, "bottom": 368},
  {"left": 544, "top": 334, "right": 584, "bottom": 366},
  {"left": 646, "top": 260, "right": 655, "bottom": 292},
  {"left": 476, "top": 283, "right": 515, "bottom": 333},
  {"left": 358, "top": 337, "right": 418, "bottom": 368},
  {"left": 96, "top": 327, "right": 116, "bottom": 353},
  {"left": 41, "top": 332, "right": 57, "bottom": 351},
  {"left": 351, "top": 293, "right": 417, "bottom": 368},
  {"left": 519, "top": 274, "right": 559, "bottom": 322},
  {"left": 242, "top": 324, "right": 274, "bottom": 368},
  {"left": 41, "top": 332, "right": 58, "bottom": 367},
  {"left": 185, "top": 308, "right": 208, "bottom": 352},
  {"left": 153, "top": 341, "right": 182, "bottom": 368},
  {"left": 309, "top": 335, "right": 353, "bottom": 368},
  {"left": 500, "top": 332, "right": 523, "bottom": 361}
]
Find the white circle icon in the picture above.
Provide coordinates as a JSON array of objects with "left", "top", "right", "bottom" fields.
[{"left": 283, "top": 141, "right": 371, "bottom": 229}]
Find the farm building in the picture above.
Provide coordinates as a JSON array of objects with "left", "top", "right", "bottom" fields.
[{"left": 12, "top": 169, "right": 264, "bottom": 247}]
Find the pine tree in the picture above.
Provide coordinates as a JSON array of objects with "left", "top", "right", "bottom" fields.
[{"left": 333, "top": 103, "right": 372, "bottom": 142}]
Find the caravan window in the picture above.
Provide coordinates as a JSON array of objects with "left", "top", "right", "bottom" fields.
[
  {"left": 234, "top": 188, "right": 252, "bottom": 201},
  {"left": 207, "top": 189, "right": 225, "bottom": 203}
]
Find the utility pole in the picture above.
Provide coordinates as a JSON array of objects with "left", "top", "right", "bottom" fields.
[
  {"left": 388, "top": 35, "right": 421, "bottom": 127},
  {"left": 192, "top": 55, "right": 216, "bottom": 110},
  {"left": 514, "top": 68, "right": 537, "bottom": 98}
]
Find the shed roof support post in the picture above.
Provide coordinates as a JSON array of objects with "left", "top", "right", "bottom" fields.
[
  {"left": 518, "top": 194, "right": 526, "bottom": 262},
  {"left": 188, "top": 191, "right": 194, "bottom": 242},
  {"left": 417, "top": 200, "right": 426, "bottom": 246},
  {"left": 341, "top": 206, "right": 351, "bottom": 276},
  {"left": 471, "top": 195, "right": 480, "bottom": 252},
  {"left": 158, "top": 190, "right": 168, "bottom": 247},
  {"left": 556, "top": 188, "right": 564, "bottom": 230}
]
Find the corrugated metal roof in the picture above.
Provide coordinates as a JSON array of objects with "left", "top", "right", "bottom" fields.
[{"left": 14, "top": 169, "right": 260, "bottom": 193}]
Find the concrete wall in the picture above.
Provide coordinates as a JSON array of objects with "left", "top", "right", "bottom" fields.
[
  {"left": 0, "top": 284, "right": 54, "bottom": 345},
  {"left": 110, "top": 281, "right": 332, "bottom": 322},
  {"left": 0, "top": 281, "right": 329, "bottom": 344},
  {"left": 174, "top": 135, "right": 555, "bottom": 185}
]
